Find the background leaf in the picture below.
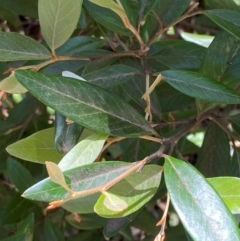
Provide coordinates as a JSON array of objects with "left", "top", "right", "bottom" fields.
[
  {"left": 14, "top": 70, "right": 154, "bottom": 137},
  {"left": 162, "top": 70, "right": 240, "bottom": 103},
  {"left": 164, "top": 156, "right": 240, "bottom": 241},
  {"left": 0, "top": 32, "right": 51, "bottom": 61},
  {"left": 204, "top": 10, "right": 240, "bottom": 40},
  {"left": 196, "top": 123, "right": 230, "bottom": 177},
  {"left": 58, "top": 133, "right": 108, "bottom": 171},
  {"left": 7, "top": 158, "right": 34, "bottom": 193},
  {"left": 6, "top": 128, "right": 64, "bottom": 164},
  {"left": 38, "top": 0, "right": 82, "bottom": 50}
]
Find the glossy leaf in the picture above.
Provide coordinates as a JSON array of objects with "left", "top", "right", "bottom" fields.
[
  {"left": 0, "top": 32, "right": 51, "bottom": 61},
  {"left": 162, "top": 70, "right": 240, "bottom": 104},
  {"left": 196, "top": 123, "right": 230, "bottom": 177},
  {"left": 58, "top": 133, "right": 108, "bottom": 171},
  {"left": 38, "top": 0, "right": 82, "bottom": 50},
  {"left": 6, "top": 128, "right": 64, "bottom": 164},
  {"left": 164, "top": 156, "right": 240, "bottom": 241},
  {"left": 0, "top": 73, "right": 27, "bottom": 94},
  {"left": 23, "top": 161, "right": 135, "bottom": 202},
  {"left": 7, "top": 158, "right": 34, "bottom": 193},
  {"left": 54, "top": 111, "right": 84, "bottom": 153},
  {"left": 94, "top": 165, "right": 163, "bottom": 218},
  {"left": 83, "top": 64, "right": 141, "bottom": 88},
  {"left": 208, "top": 177, "right": 240, "bottom": 214},
  {"left": 204, "top": 10, "right": 240, "bottom": 40},
  {"left": 14, "top": 70, "right": 154, "bottom": 137}
]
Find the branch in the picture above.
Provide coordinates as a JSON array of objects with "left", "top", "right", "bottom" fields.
[{"left": 147, "top": 3, "right": 202, "bottom": 46}]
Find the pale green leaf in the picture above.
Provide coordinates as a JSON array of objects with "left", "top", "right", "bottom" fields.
[
  {"left": 58, "top": 133, "right": 108, "bottom": 171},
  {"left": 46, "top": 161, "right": 72, "bottom": 194},
  {"left": 38, "top": 0, "right": 82, "bottom": 50},
  {"left": 88, "top": 0, "right": 125, "bottom": 19},
  {"left": 208, "top": 177, "right": 240, "bottom": 214},
  {"left": 94, "top": 165, "right": 163, "bottom": 218},
  {"left": 6, "top": 128, "right": 64, "bottom": 164},
  {"left": 0, "top": 73, "right": 27, "bottom": 94},
  {"left": 164, "top": 156, "right": 240, "bottom": 241},
  {"left": 0, "top": 32, "right": 51, "bottom": 61}
]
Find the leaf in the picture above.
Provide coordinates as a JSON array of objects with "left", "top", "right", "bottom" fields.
[
  {"left": 0, "top": 73, "right": 27, "bottom": 94},
  {"left": 58, "top": 133, "right": 108, "bottom": 171},
  {"left": 94, "top": 165, "right": 163, "bottom": 218},
  {"left": 0, "top": 233, "right": 26, "bottom": 241},
  {"left": 203, "top": 0, "right": 238, "bottom": 10},
  {"left": 38, "top": 0, "right": 82, "bottom": 50},
  {"left": 7, "top": 158, "right": 34, "bottom": 193},
  {"left": 46, "top": 161, "right": 73, "bottom": 194},
  {"left": 0, "top": 32, "right": 51, "bottom": 61},
  {"left": 196, "top": 123, "right": 230, "bottom": 177},
  {"left": 6, "top": 128, "right": 64, "bottom": 164},
  {"left": 83, "top": 0, "right": 131, "bottom": 36},
  {"left": 44, "top": 218, "right": 65, "bottom": 241},
  {"left": 83, "top": 64, "right": 141, "bottom": 88},
  {"left": 204, "top": 10, "right": 240, "bottom": 40},
  {"left": 161, "top": 70, "right": 240, "bottom": 104},
  {"left": 66, "top": 213, "right": 106, "bottom": 230},
  {"left": 154, "top": 0, "right": 191, "bottom": 26},
  {"left": 62, "top": 71, "right": 86, "bottom": 81},
  {"left": 148, "top": 40, "right": 206, "bottom": 72},
  {"left": 139, "top": 0, "right": 158, "bottom": 21},
  {"left": 14, "top": 70, "right": 154, "bottom": 137},
  {"left": 1, "top": 194, "right": 33, "bottom": 224},
  {"left": 208, "top": 177, "right": 240, "bottom": 214},
  {"left": 200, "top": 30, "right": 240, "bottom": 83},
  {"left": 54, "top": 111, "right": 84, "bottom": 153},
  {"left": 15, "top": 213, "right": 34, "bottom": 241},
  {"left": 23, "top": 161, "right": 135, "bottom": 202},
  {"left": 164, "top": 156, "right": 240, "bottom": 241},
  {"left": 88, "top": 0, "right": 126, "bottom": 19}
]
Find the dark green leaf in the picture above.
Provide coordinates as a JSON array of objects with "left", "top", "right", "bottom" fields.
[
  {"left": 7, "top": 158, "right": 34, "bottom": 193},
  {"left": 38, "top": 0, "right": 82, "bottom": 50},
  {"left": 14, "top": 70, "right": 154, "bottom": 137},
  {"left": 148, "top": 40, "right": 206, "bottom": 72},
  {"left": 44, "top": 219, "right": 65, "bottom": 241},
  {"left": 196, "top": 123, "right": 230, "bottom": 177},
  {"left": 1, "top": 194, "right": 33, "bottom": 224},
  {"left": 83, "top": 64, "right": 141, "bottom": 88},
  {"left": 83, "top": 0, "right": 131, "bottom": 36},
  {"left": 66, "top": 213, "right": 106, "bottom": 230},
  {"left": 0, "top": 32, "right": 51, "bottom": 61},
  {"left": 162, "top": 70, "right": 240, "bottom": 104},
  {"left": 204, "top": 10, "right": 240, "bottom": 40},
  {"left": 139, "top": 0, "right": 158, "bottom": 21},
  {"left": 0, "top": 233, "right": 26, "bottom": 241},
  {"left": 200, "top": 30, "right": 240, "bottom": 81},
  {"left": 120, "top": 0, "right": 138, "bottom": 27},
  {"left": 203, "top": 0, "right": 238, "bottom": 10},
  {"left": 16, "top": 213, "right": 34, "bottom": 241},
  {"left": 94, "top": 165, "right": 163, "bottom": 218},
  {"left": 6, "top": 128, "right": 64, "bottom": 164},
  {"left": 154, "top": 0, "right": 190, "bottom": 26},
  {"left": 164, "top": 156, "right": 240, "bottom": 241},
  {"left": 208, "top": 177, "right": 240, "bottom": 214},
  {"left": 103, "top": 212, "right": 137, "bottom": 238},
  {"left": 56, "top": 36, "right": 105, "bottom": 56},
  {"left": 54, "top": 112, "right": 84, "bottom": 153}
]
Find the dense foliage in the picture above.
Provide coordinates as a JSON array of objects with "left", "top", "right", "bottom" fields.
[{"left": 1, "top": 0, "right": 240, "bottom": 240}]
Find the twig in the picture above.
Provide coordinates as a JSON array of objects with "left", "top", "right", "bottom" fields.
[
  {"left": 46, "top": 145, "right": 166, "bottom": 211},
  {"left": 147, "top": 6, "right": 202, "bottom": 46}
]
